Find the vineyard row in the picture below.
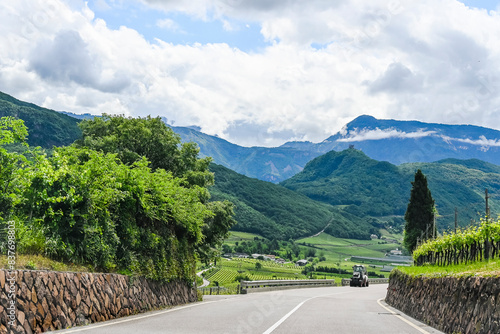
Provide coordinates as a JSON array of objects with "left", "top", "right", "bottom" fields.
[{"left": 414, "top": 217, "right": 500, "bottom": 266}]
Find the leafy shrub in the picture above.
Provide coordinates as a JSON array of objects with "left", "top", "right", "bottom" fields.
[
  {"left": 24, "top": 260, "right": 37, "bottom": 270},
  {"left": 234, "top": 274, "right": 251, "bottom": 282}
]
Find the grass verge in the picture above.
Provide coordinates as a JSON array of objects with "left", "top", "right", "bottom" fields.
[
  {"left": 0, "top": 254, "right": 92, "bottom": 272},
  {"left": 396, "top": 260, "right": 500, "bottom": 278}
]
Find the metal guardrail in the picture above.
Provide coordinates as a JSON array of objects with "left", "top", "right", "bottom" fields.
[
  {"left": 240, "top": 279, "right": 337, "bottom": 294},
  {"left": 198, "top": 286, "right": 239, "bottom": 295},
  {"left": 341, "top": 278, "right": 390, "bottom": 286}
]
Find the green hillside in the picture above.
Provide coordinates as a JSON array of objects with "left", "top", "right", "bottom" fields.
[
  {"left": 281, "top": 149, "right": 500, "bottom": 230},
  {"left": 0, "top": 91, "right": 81, "bottom": 148},
  {"left": 209, "top": 164, "right": 377, "bottom": 240},
  {"left": 281, "top": 149, "right": 408, "bottom": 217}
]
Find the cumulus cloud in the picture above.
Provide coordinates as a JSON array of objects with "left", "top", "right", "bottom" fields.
[
  {"left": 29, "top": 30, "right": 97, "bottom": 86},
  {"left": 28, "top": 30, "right": 131, "bottom": 93},
  {"left": 1, "top": 0, "right": 500, "bottom": 147},
  {"left": 367, "top": 62, "right": 423, "bottom": 94}
]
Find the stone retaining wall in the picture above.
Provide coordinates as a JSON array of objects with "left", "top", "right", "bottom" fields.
[
  {"left": 0, "top": 270, "right": 198, "bottom": 333},
  {"left": 386, "top": 270, "right": 500, "bottom": 334}
]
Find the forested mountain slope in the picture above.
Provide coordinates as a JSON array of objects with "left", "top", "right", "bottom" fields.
[
  {"left": 281, "top": 149, "right": 500, "bottom": 230},
  {"left": 0, "top": 91, "right": 81, "bottom": 147},
  {"left": 209, "top": 163, "right": 377, "bottom": 240}
]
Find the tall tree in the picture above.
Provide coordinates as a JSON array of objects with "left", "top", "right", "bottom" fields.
[
  {"left": 403, "top": 169, "right": 435, "bottom": 253},
  {"left": 76, "top": 114, "right": 213, "bottom": 188},
  {"left": 0, "top": 117, "right": 28, "bottom": 221},
  {"left": 75, "top": 114, "right": 235, "bottom": 266}
]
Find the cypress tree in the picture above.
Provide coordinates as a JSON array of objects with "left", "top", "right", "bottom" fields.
[{"left": 403, "top": 169, "right": 435, "bottom": 253}]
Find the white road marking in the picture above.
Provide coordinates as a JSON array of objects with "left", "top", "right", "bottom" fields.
[
  {"left": 377, "top": 298, "right": 430, "bottom": 334},
  {"left": 56, "top": 299, "right": 225, "bottom": 333},
  {"left": 262, "top": 291, "right": 349, "bottom": 334},
  {"left": 261, "top": 300, "right": 306, "bottom": 334}
]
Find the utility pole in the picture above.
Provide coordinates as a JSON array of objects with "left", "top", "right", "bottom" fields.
[
  {"left": 486, "top": 189, "right": 490, "bottom": 220},
  {"left": 485, "top": 189, "right": 491, "bottom": 261},
  {"left": 455, "top": 208, "right": 458, "bottom": 233}
]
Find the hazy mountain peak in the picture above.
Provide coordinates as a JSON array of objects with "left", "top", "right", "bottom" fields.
[{"left": 345, "top": 115, "right": 379, "bottom": 128}]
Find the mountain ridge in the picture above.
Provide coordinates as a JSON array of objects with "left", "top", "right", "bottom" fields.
[
  {"left": 281, "top": 149, "right": 500, "bottom": 230},
  {"left": 2, "top": 90, "right": 500, "bottom": 183},
  {"left": 170, "top": 113, "right": 500, "bottom": 182},
  {"left": 1, "top": 91, "right": 499, "bottom": 239},
  {"left": 209, "top": 163, "right": 376, "bottom": 240},
  {"left": 0, "top": 91, "right": 82, "bottom": 148}
]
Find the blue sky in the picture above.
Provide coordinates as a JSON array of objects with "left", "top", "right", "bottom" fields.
[
  {"left": 460, "top": 0, "right": 499, "bottom": 10},
  {"left": 1, "top": 0, "right": 500, "bottom": 147},
  {"left": 85, "top": 0, "right": 269, "bottom": 52}
]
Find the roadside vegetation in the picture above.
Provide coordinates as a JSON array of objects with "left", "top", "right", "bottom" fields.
[
  {"left": 398, "top": 215, "right": 500, "bottom": 279},
  {"left": 0, "top": 116, "right": 235, "bottom": 283},
  {"left": 413, "top": 217, "right": 500, "bottom": 266},
  {"left": 395, "top": 260, "right": 500, "bottom": 278},
  {"left": 0, "top": 254, "right": 90, "bottom": 272}
]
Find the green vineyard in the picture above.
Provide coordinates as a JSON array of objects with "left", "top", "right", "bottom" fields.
[
  {"left": 414, "top": 217, "right": 500, "bottom": 266},
  {"left": 204, "top": 268, "right": 238, "bottom": 283},
  {"left": 202, "top": 258, "right": 307, "bottom": 287}
]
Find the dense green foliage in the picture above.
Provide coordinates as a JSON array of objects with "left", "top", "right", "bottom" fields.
[
  {"left": 0, "top": 116, "right": 235, "bottom": 282},
  {"left": 76, "top": 115, "right": 213, "bottom": 187},
  {"left": 0, "top": 117, "right": 28, "bottom": 223},
  {"left": 0, "top": 91, "right": 81, "bottom": 148},
  {"left": 75, "top": 115, "right": 236, "bottom": 264},
  {"left": 210, "top": 163, "right": 376, "bottom": 240},
  {"left": 403, "top": 170, "right": 435, "bottom": 253},
  {"left": 281, "top": 149, "right": 500, "bottom": 231},
  {"left": 413, "top": 217, "right": 500, "bottom": 266},
  {"left": 18, "top": 147, "right": 213, "bottom": 280}
]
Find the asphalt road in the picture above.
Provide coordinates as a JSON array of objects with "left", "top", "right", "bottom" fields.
[{"left": 52, "top": 284, "right": 444, "bottom": 334}]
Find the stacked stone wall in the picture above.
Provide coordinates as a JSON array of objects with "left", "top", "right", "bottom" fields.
[
  {"left": 386, "top": 270, "right": 500, "bottom": 334},
  {"left": 0, "top": 270, "right": 197, "bottom": 333}
]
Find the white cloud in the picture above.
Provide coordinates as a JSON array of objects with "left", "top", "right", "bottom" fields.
[
  {"left": 338, "top": 127, "right": 500, "bottom": 149},
  {"left": 156, "top": 18, "right": 183, "bottom": 33},
  {"left": 222, "top": 19, "right": 234, "bottom": 31},
  {"left": 338, "top": 128, "right": 437, "bottom": 142},
  {"left": 440, "top": 135, "right": 500, "bottom": 147},
  {"left": 1, "top": 0, "right": 500, "bottom": 147}
]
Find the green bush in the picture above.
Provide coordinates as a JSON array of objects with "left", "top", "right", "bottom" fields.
[{"left": 0, "top": 116, "right": 236, "bottom": 283}]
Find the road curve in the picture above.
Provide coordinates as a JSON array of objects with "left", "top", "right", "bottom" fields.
[{"left": 51, "top": 284, "right": 444, "bottom": 334}]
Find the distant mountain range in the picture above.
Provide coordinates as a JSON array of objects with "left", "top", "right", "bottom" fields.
[
  {"left": 173, "top": 115, "right": 500, "bottom": 183},
  {"left": 1, "top": 90, "right": 499, "bottom": 239},
  {"left": 2, "top": 90, "right": 498, "bottom": 183},
  {"left": 171, "top": 125, "right": 317, "bottom": 183},
  {"left": 208, "top": 150, "right": 500, "bottom": 238}
]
